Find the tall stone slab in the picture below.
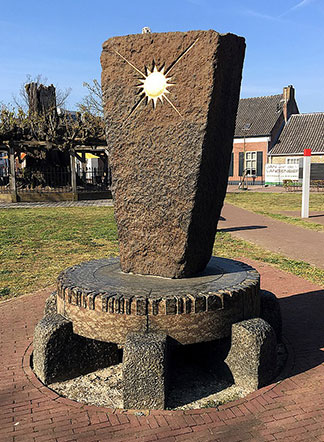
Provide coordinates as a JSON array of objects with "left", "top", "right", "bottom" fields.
[{"left": 101, "top": 30, "right": 245, "bottom": 278}]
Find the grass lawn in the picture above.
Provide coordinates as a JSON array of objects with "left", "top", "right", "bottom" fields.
[
  {"left": 1, "top": 205, "right": 323, "bottom": 301},
  {"left": 226, "top": 192, "right": 324, "bottom": 231},
  {"left": 0, "top": 207, "right": 119, "bottom": 300}
]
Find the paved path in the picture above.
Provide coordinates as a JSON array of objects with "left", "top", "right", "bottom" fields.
[
  {"left": 1, "top": 260, "right": 324, "bottom": 441},
  {"left": 219, "top": 204, "right": 324, "bottom": 269},
  {"left": 0, "top": 200, "right": 113, "bottom": 209}
]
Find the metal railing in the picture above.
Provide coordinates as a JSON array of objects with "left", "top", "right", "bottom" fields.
[
  {"left": 0, "top": 165, "right": 111, "bottom": 193},
  {"left": 75, "top": 166, "right": 112, "bottom": 192}
]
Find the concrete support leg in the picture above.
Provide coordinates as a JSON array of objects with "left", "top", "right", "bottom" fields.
[
  {"left": 225, "top": 318, "right": 277, "bottom": 392},
  {"left": 33, "top": 314, "right": 119, "bottom": 384},
  {"left": 43, "top": 291, "right": 57, "bottom": 316},
  {"left": 123, "top": 332, "right": 168, "bottom": 409}
]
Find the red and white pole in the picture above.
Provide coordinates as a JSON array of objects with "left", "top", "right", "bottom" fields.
[{"left": 301, "top": 148, "right": 311, "bottom": 218}]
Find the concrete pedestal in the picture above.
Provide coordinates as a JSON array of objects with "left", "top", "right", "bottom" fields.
[
  {"left": 225, "top": 318, "right": 277, "bottom": 392},
  {"left": 33, "top": 314, "right": 119, "bottom": 384},
  {"left": 32, "top": 257, "right": 281, "bottom": 409},
  {"left": 123, "top": 332, "right": 168, "bottom": 409}
]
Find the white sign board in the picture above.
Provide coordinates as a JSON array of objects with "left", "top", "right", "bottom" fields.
[{"left": 265, "top": 164, "right": 299, "bottom": 185}]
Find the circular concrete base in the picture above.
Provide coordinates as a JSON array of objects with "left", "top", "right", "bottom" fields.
[
  {"left": 57, "top": 257, "right": 260, "bottom": 345},
  {"left": 41, "top": 340, "right": 287, "bottom": 410}
]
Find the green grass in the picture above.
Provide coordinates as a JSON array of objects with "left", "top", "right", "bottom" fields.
[
  {"left": 226, "top": 192, "right": 324, "bottom": 231},
  {"left": 0, "top": 205, "right": 323, "bottom": 301},
  {"left": 213, "top": 231, "right": 324, "bottom": 287},
  {"left": 0, "top": 207, "right": 119, "bottom": 300}
]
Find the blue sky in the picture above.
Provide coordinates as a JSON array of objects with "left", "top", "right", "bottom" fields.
[{"left": 1, "top": 0, "right": 323, "bottom": 113}]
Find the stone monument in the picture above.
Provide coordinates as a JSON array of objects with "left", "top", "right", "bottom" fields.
[{"left": 33, "top": 30, "right": 281, "bottom": 410}]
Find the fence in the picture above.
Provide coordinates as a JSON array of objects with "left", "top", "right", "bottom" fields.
[
  {"left": 0, "top": 164, "right": 111, "bottom": 194},
  {"left": 0, "top": 164, "right": 9, "bottom": 192},
  {"left": 283, "top": 179, "right": 324, "bottom": 192},
  {"left": 75, "top": 166, "right": 112, "bottom": 192}
]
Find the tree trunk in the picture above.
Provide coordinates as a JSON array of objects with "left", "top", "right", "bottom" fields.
[{"left": 25, "top": 83, "right": 57, "bottom": 118}]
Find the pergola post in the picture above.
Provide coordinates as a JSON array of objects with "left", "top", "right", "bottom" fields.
[
  {"left": 70, "top": 152, "right": 77, "bottom": 201},
  {"left": 81, "top": 152, "right": 87, "bottom": 183},
  {"left": 9, "top": 144, "right": 18, "bottom": 203}
]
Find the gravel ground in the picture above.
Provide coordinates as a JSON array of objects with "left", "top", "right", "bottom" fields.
[{"left": 49, "top": 342, "right": 286, "bottom": 410}]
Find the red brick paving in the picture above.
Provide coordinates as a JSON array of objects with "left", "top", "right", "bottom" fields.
[{"left": 1, "top": 261, "right": 324, "bottom": 441}]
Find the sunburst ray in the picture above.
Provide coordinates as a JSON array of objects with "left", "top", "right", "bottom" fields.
[
  {"left": 112, "top": 38, "right": 199, "bottom": 119},
  {"left": 165, "top": 38, "right": 199, "bottom": 75}
]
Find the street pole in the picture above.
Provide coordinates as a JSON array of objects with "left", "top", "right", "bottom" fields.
[
  {"left": 9, "top": 143, "right": 18, "bottom": 203},
  {"left": 301, "top": 148, "right": 311, "bottom": 218},
  {"left": 70, "top": 152, "right": 77, "bottom": 201},
  {"left": 243, "top": 134, "right": 246, "bottom": 190}
]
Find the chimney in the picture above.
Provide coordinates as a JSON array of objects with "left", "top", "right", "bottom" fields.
[{"left": 282, "top": 85, "right": 295, "bottom": 123}]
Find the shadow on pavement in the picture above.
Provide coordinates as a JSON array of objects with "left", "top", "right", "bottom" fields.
[
  {"left": 168, "top": 288, "right": 324, "bottom": 407},
  {"left": 218, "top": 225, "right": 267, "bottom": 233},
  {"left": 309, "top": 214, "right": 324, "bottom": 219},
  {"left": 279, "top": 289, "right": 324, "bottom": 377}
]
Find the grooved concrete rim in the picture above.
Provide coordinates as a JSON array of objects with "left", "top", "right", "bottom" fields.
[{"left": 57, "top": 257, "right": 260, "bottom": 316}]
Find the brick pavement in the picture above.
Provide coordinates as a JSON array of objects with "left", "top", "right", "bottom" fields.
[{"left": 1, "top": 259, "right": 324, "bottom": 441}]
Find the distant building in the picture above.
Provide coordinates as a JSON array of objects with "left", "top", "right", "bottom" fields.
[
  {"left": 269, "top": 112, "right": 324, "bottom": 165},
  {"left": 229, "top": 85, "right": 299, "bottom": 185}
]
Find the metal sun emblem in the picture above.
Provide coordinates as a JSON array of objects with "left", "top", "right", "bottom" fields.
[
  {"left": 113, "top": 37, "right": 199, "bottom": 120},
  {"left": 139, "top": 66, "right": 173, "bottom": 108}
]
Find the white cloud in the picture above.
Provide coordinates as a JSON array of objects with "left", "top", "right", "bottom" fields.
[
  {"left": 242, "top": 9, "right": 285, "bottom": 22},
  {"left": 243, "top": 0, "right": 316, "bottom": 21},
  {"left": 280, "top": 0, "right": 315, "bottom": 17},
  {"left": 291, "top": 0, "right": 314, "bottom": 10}
]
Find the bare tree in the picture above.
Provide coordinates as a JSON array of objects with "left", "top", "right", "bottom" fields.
[
  {"left": 77, "top": 79, "right": 103, "bottom": 116},
  {"left": 13, "top": 74, "right": 71, "bottom": 112}
]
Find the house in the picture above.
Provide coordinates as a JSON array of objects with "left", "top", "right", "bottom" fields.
[
  {"left": 269, "top": 112, "right": 324, "bottom": 165},
  {"left": 229, "top": 85, "right": 299, "bottom": 185}
]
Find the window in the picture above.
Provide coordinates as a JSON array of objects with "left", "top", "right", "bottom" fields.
[
  {"left": 239, "top": 151, "right": 263, "bottom": 177},
  {"left": 286, "top": 157, "right": 300, "bottom": 165},
  {"left": 245, "top": 151, "right": 257, "bottom": 176}
]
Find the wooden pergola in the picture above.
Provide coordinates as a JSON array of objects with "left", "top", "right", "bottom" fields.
[
  {"left": 0, "top": 82, "right": 109, "bottom": 202},
  {"left": 0, "top": 139, "right": 109, "bottom": 202}
]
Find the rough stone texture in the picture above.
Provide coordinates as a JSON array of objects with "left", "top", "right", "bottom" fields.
[
  {"left": 56, "top": 257, "right": 260, "bottom": 345},
  {"left": 33, "top": 313, "right": 119, "bottom": 384},
  {"left": 225, "top": 318, "right": 277, "bottom": 392},
  {"left": 260, "top": 290, "right": 282, "bottom": 343},
  {"left": 101, "top": 30, "right": 245, "bottom": 278},
  {"left": 44, "top": 291, "right": 57, "bottom": 315},
  {"left": 123, "top": 332, "right": 168, "bottom": 409}
]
